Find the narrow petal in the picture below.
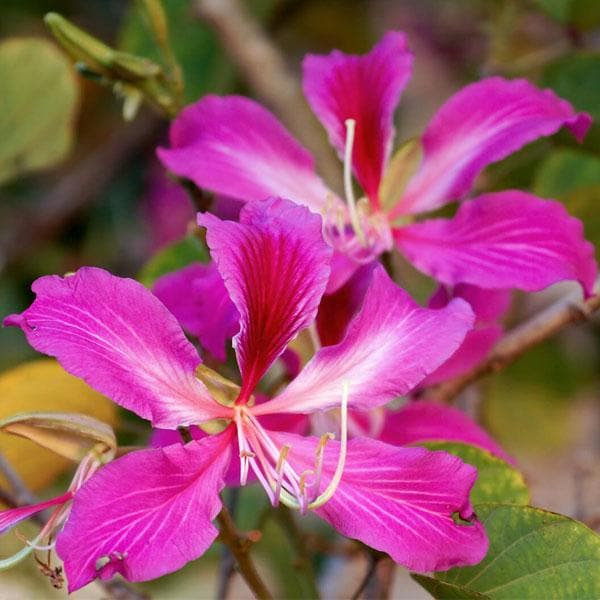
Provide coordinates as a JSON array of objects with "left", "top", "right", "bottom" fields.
[
  {"left": 56, "top": 429, "right": 233, "bottom": 591},
  {"left": 157, "top": 95, "right": 336, "bottom": 212},
  {"left": 394, "top": 191, "right": 597, "bottom": 296},
  {"left": 379, "top": 401, "right": 514, "bottom": 464},
  {"left": 392, "top": 77, "right": 592, "bottom": 216},
  {"left": 199, "top": 198, "right": 332, "bottom": 398},
  {"left": 4, "top": 268, "right": 225, "bottom": 428},
  {"left": 303, "top": 32, "right": 413, "bottom": 205},
  {"left": 271, "top": 431, "right": 488, "bottom": 572},
  {"left": 255, "top": 265, "right": 474, "bottom": 415},
  {"left": 153, "top": 262, "right": 239, "bottom": 361},
  {"left": 0, "top": 492, "right": 73, "bottom": 535}
]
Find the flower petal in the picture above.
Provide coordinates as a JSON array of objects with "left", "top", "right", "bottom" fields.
[
  {"left": 271, "top": 431, "right": 488, "bottom": 572},
  {"left": 255, "top": 265, "right": 474, "bottom": 415},
  {"left": 56, "top": 429, "right": 233, "bottom": 591},
  {"left": 0, "top": 491, "right": 73, "bottom": 535},
  {"left": 199, "top": 198, "right": 332, "bottom": 398},
  {"left": 157, "top": 95, "right": 335, "bottom": 212},
  {"left": 394, "top": 191, "right": 597, "bottom": 296},
  {"left": 379, "top": 401, "right": 514, "bottom": 464},
  {"left": 392, "top": 77, "right": 592, "bottom": 216},
  {"left": 153, "top": 262, "right": 239, "bottom": 362},
  {"left": 303, "top": 32, "right": 413, "bottom": 205},
  {"left": 4, "top": 268, "right": 225, "bottom": 428}
]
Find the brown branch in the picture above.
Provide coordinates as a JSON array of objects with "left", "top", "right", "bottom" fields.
[
  {"left": 193, "top": 0, "right": 342, "bottom": 192},
  {"left": 423, "top": 286, "right": 600, "bottom": 404},
  {"left": 216, "top": 505, "right": 273, "bottom": 600},
  {"left": 0, "top": 111, "right": 162, "bottom": 274}
]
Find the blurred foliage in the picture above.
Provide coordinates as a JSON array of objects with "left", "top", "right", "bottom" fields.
[
  {"left": 0, "top": 37, "right": 78, "bottom": 184},
  {"left": 0, "top": 359, "right": 116, "bottom": 493}
]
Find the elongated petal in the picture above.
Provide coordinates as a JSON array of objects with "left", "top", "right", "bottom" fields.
[
  {"left": 56, "top": 429, "right": 233, "bottom": 591},
  {"left": 379, "top": 401, "right": 514, "bottom": 464},
  {"left": 303, "top": 32, "right": 413, "bottom": 205},
  {"left": 199, "top": 198, "right": 332, "bottom": 398},
  {"left": 157, "top": 95, "right": 335, "bottom": 212},
  {"left": 0, "top": 491, "right": 73, "bottom": 535},
  {"left": 255, "top": 265, "right": 474, "bottom": 415},
  {"left": 153, "top": 262, "right": 239, "bottom": 361},
  {"left": 394, "top": 191, "right": 597, "bottom": 296},
  {"left": 4, "top": 268, "right": 225, "bottom": 428},
  {"left": 392, "top": 77, "right": 592, "bottom": 216},
  {"left": 271, "top": 431, "right": 488, "bottom": 572}
]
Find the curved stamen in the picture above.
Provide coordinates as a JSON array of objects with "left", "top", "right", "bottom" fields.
[{"left": 343, "top": 119, "right": 366, "bottom": 246}]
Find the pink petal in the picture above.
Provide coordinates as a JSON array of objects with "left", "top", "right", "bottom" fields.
[
  {"left": 379, "top": 401, "right": 514, "bottom": 464},
  {"left": 0, "top": 492, "right": 73, "bottom": 535},
  {"left": 392, "top": 77, "right": 592, "bottom": 217},
  {"left": 157, "top": 95, "right": 335, "bottom": 212},
  {"left": 153, "top": 262, "right": 239, "bottom": 362},
  {"left": 56, "top": 430, "right": 233, "bottom": 591},
  {"left": 428, "top": 284, "right": 511, "bottom": 324},
  {"left": 255, "top": 265, "right": 474, "bottom": 415},
  {"left": 271, "top": 431, "right": 488, "bottom": 572},
  {"left": 199, "top": 198, "right": 332, "bottom": 399},
  {"left": 4, "top": 268, "right": 226, "bottom": 428},
  {"left": 394, "top": 191, "right": 597, "bottom": 296},
  {"left": 303, "top": 32, "right": 413, "bottom": 205},
  {"left": 142, "top": 161, "right": 195, "bottom": 252}
]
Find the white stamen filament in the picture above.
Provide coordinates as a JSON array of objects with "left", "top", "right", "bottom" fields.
[{"left": 343, "top": 119, "right": 366, "bottom": 245}]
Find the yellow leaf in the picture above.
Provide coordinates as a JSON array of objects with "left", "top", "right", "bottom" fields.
[{"left": 0, "top": 359, "right": 117, "bottom": 491}]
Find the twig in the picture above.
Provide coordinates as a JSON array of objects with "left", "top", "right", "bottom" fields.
[
  {"left": 350, "top": 552, "right": 380, "bottom": 600},
  {"left": 0, "top": 111, "right": 162, "bottom": 274},
  {"left": 423, "top": 286, "right": 600, "bottom": 404},
  {"left": 364, "top": 556, "right": 394, "bottom": 600},
  {"left": 216, "top": 488, "right": 239, "bottom": 600},
  {"left": 217, "top": 505, "right": 274, "bottom": 600},
  {"left": 99, "top": 579, "right": 150, "bottom": 600},
  {"left": 193, "top": 0, "right": 342, "bottom": 192}
]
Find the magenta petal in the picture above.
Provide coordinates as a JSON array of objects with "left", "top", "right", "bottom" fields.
[
  {"left": 256, "top": 265, "right": 474, "bottom": 415},
  {"left": 271, "top": 431, "right": 488, "bottom": 572},
  {"left": 4, "top": 268, "right": 225, "bottom": 428},
  {"left": 153, "top": 262, "right": 239, "bottom": 361},
  {"left": 56, "top": 430, "right": 233, "bottom": 591},
  {"left": 393, "top": 77, "right": 592, "bottom": 216},
  {"left": 199, "top": 198, "right": 332, "bottom": 397},
  {"left": 0, "top": 492, "right": 73, "bottom": 535},
  {"left": 379, "top": 401, "right": 514, "bottom": 464},
  {"left": 303, "top": 32, "right": 413, "bottom": 204},
  {"left": 394, "top": 191, "right": 597, "bottom": 296},
  {"left": 157, "top": 95, "right": 335, "bottom": 212}
]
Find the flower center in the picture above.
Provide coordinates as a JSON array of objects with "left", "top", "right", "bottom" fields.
[{"left": 233, "top": 382, "right": 349, "bottom": 514}]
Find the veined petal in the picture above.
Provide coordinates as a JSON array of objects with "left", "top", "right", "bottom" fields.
[
  {"left": 379, "top": 401, "right": 514, "bottom": 464},
  {"left": 271, "top": 431, "right": 488, "bottom": 572},
  {"left": 303, "top": 32, "right": 413, "bottom": 205},
  {"left": 394, "top": 191, "right": 597, "bottom": 296},
  {"left": 392, "top": 77, "right": 592, "bottom": 217},
  {"left": 0, "top": 491, "right": 73, "bottom": 535},
  {"left": 255, "top": 265, "right": 474, "bottom": 415},
  {"left": 4, "top": 268, "right": 226, "bottom": 428},
  {"left": 199, "top": 198, "right": 332, "bottom": 398},
  {"left": 56, "top": 429, "right": 233, "bottom": 592},
  {"left": 157, "top": 95, "right": 336, "bottom": 212},
  {"left": 153, "top": 262, "right": 239, "bottom": 362}
]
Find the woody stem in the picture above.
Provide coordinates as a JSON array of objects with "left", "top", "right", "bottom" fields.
[{"left": 216, "top": 505, "right": 274, "bottom": 600}]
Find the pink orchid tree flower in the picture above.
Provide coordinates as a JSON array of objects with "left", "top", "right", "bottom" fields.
[
  {"left": 3, "top": 198, "right": 488, "bottom": 591},
  {"left": 158, "top": 31, "right": 596, "bottom": 296}
]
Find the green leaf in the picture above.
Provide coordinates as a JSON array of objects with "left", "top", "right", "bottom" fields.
[
  {"left": 413, "top": 504, "right": 600, "bottom": 599},
  {"left": 138, "top": 234, "right": 209, "bottom": 287},
  {"left": 423, "top": 443, "right": 529, "bottom": 505},
  {"left": 0, "top": 37, "right": 79, "bottom": 185},
  {"left": 541, "top": 53, "right": 600, "bottom": 120}
]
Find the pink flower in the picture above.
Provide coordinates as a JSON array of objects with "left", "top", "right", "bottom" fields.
[
  {"left": 158, "top": 31, "right": 596, "bottom": 296},
  {"left": 5, "top": 198, "right": 487, "bottom": 590}
]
